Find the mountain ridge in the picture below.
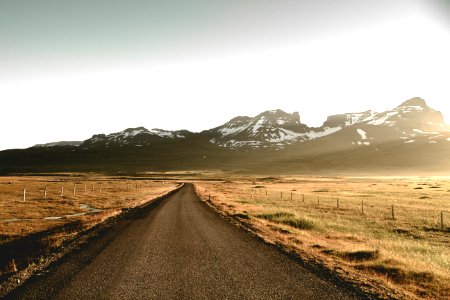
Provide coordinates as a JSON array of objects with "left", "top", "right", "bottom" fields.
[
  {"left": 2, "top": 97, "right": 449, "bottom": 174},
  {"left": 32, "top": 97, "right": 448, "bottom": 150}
]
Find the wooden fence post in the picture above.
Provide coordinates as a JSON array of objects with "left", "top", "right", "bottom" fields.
[
  {"left": 361, "top": 199, "right": 364, "bottom": 214},
  {"left": 391, "top": 205, "right": 395, "bottom": 220},
  {"left": 302, "top": 194, "right": 304, "bottom": 202},
  {"left": 23, "top": 188, "right": 26, "bottom": 202},
  {"left": 317, "top": 197, "right": 319, "bottom": 206},
  {"left": 44, "top": 187, "right": 47, "bottom": 199},
  {"left": 61, "top": 186, "right": 64, "bottom": 197},
  {"left": 290, "top": 192, "right": 293, "bottom": 200},
  {"left": 281, "top": 192, "right": 283, "bottom": 198},
  {"left": 84, "top": 184, "right": 87, "bottom": 195},
  {"left": 441, "top": 211, "right": 444, "bottom": 229},
  {"left": 73, "top": 185, "right": 76, "bottom": 195},
  {"left": 337, "top": 198, "right": 339, "bottom": 209}
]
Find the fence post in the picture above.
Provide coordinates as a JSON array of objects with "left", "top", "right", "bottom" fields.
[
  {"left": 317, "top": 197, "right": 319, "bottom": 206},
  {"left": 84, "top": 184, "right": 87, "bottom": 195},
  {"left": 44, "top": 187, "right": 47, "bottom": 199},
  {"left": 361, "top": 199, "right": 364, "bottom": 214},
  {"left": 290, "top": 192, "right": 293, "bottom": 200},
  {"left": 23, "top": 188, "right": 26, "bottom": 202},
  {"left": 337, "top": 198, "right": 339, "bottom": 209},
  {"left": 265, "top": 189, "right": 267, "bottom": 195},
  {"left": 391, "top": 205, "right": 395, "bottom": 220},
  {"left": 281, "top": 192, "right": 283, "bottom": 198},
  {"left": 441, "top": 211, "right": 444, "bottom": 229},
  {"left": 73, "top": 185, "right": 76, "bottom": 195},
  {"left": 61, "top": 186, "right": 64, "bottom": 197},
  {"left": 302, "top": 194, "right": 304, "bottom": 202}
]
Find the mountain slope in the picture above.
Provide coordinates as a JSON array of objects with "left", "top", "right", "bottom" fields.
[
  {"left": 80, "top": 127, "right": 192, "bottom": 148},
  {"left": 204, "top": 110, "right": 341, "bottom": 149},
  {"left": 1, "top": 97, "right": 449, "bottom": 174}
]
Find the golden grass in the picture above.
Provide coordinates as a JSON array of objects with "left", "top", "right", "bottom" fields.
[
  {"left": 0, "top": 175, "right": 178, "bottom": 240},
  {"left": 195, "top": 175, "right": 450, "bottom": 299}
]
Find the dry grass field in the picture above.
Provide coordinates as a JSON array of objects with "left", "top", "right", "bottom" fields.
[
  {"left": 0, "top": 174, "right": 179, "bottom": 279},
  {"left": 195, "top": 175, "right": 450, "bottom": 299},
  {"left": 0, "top": 174, "right": 178, "bottom": 238}
]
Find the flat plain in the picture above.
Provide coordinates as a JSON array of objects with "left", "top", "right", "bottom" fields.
[
  {"left": 195, "top": 175, "right": 450, "bottom": 299},
  {"left": 1, "top": 173, "right": 449, "bottom": 299},
  {"left": 0, "top": 174, "right": 177, "bottom": 238},
  {"left": 0, "top": 174, "right": 178, "bottom": 285}
]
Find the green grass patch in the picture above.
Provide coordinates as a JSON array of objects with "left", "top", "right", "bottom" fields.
[{"left": 256, "top": 212, "right": 315, "bottom": 230}]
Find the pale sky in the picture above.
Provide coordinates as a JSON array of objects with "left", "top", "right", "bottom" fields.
[{"left": 1, "top": 0, "right": 449, "bottom": 150}]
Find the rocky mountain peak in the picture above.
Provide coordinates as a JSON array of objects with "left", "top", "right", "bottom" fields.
[
  {"left": 396, "top": 97, "right": 428, "bottom": 109},
  {"left": 255, "top": 110, "right": 301, "bottom": 123}
]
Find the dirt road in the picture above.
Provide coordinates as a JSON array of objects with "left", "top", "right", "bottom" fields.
[{"left": 4, "top": 184, "right": 362, "bottom": 299}]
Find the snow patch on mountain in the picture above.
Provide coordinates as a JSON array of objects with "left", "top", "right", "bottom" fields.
[
  {"left": 34, "top": 141, "right": 82, "bottom": 148},
  {"left": 252, "top": 117, "right": 266, "bottom": 134},
  {"left": 367, "top": 111, "right": 398, "bottom": 126},
  {"left": 219, "top": 125, "right": 248, "bottom": 136},
  {"left": 356, "top": 129, "right": 367, "bottom": 139},
  {"left": 306, "top": 127, "right": 341, "bottom": 139}
]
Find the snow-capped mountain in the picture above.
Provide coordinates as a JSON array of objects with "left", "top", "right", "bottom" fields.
[
  {"left": 322, "top": 110, "right": 377, "bottom": 128},
  {"left": 3, "top": 97, "right": 449, "bottom": 174},
  {"left": 29, "top": 97, "right": 449, "bottom": 151},
  {"left": 327, "top": 97, "right": 450, "bottom": 147},
  {"left": 80, "top": 127, "right": 189, "bottom": 148},
  {"left": 364, "top": 97, "right": 445, "bottom": 129},
  {"left": 204, "top": 109, "right": 341, "bottom": 149}
]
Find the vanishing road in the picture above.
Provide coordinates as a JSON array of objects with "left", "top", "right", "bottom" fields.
[{"left": 5, "top": 184, "right": 362, "bottom": 299}]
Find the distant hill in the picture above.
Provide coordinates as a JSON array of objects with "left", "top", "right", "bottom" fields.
[
  {"left": 1, "top": 97, "right": 449, "bottom": 174},
  {"left": 33, "top": 141, "right": 82, "bottom": 147}
]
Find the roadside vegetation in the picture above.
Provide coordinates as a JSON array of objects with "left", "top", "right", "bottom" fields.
[
  {"left": 0, "top": 174, "right": 178, "bottom": 281},
  {"left": 195, "top": 175, "right": 450, "bottom": 299}
]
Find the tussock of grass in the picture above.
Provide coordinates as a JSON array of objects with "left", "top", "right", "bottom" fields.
[
  {"left": 232, "top": 213, "right": 250, "bottom": 220},
  {"left": 320, "top": 249, "right": 380, "bottom": 262},
  {"left": 257, "top": 177, "right": 278, "bottom": 182},
  {"left": 256, "top": 212, "right": 314, "bottom": 230},
  {"left": 341, "top": 249, "right": 379, "bottom": 262},
  {"left": 357, "top": 261, "right": 434, "bottom": 284},
  {"left": 267, "top": 224, "right": 292, "bottom": 234}
]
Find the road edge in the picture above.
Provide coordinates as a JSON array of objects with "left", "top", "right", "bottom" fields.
[
  {"left": 191, "top": 183, "right": 375, "bottom": 300},
  {"left": 0, "top": 183, "right": 184, "bottom": 298}
]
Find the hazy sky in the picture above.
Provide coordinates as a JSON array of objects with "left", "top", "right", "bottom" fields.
[{"left": 1, "top": 0, "right": 449, "bottom": 150}]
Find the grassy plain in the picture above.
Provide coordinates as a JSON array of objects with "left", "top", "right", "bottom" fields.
[
  {"left": 0, "top": 174, "right": 179, "bottom": 280},
  {"left": 0, "top": 174, "right": 178, "bottom": 239},
  {"left": 195, "top": 175, "right": 450, "bottom": 299}
]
